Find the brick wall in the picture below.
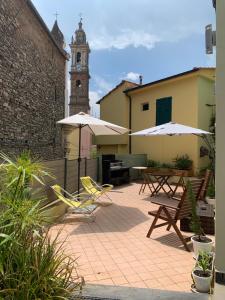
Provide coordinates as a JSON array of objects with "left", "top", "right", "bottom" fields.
[{"left": 0, "top": 0, "right": 66, "bottom": 159}]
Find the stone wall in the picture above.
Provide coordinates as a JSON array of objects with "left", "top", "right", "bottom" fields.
[{"left": 0, "top": 0, "right": 67, "bottom": 160}]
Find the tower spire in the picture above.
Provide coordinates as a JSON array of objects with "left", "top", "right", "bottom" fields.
[
  {"left": 79, "top": 13, "right": 83, "bottom": 29},
  {"left": 54, "top": 11, "right": 59, "bottom": 21},
  {"left": 51, "top": 16, "right": 64, "bottom": 49}
]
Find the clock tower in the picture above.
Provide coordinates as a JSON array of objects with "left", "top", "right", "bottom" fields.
[{"left": 69, "top": 19, "right": 90, "bottom": 115}]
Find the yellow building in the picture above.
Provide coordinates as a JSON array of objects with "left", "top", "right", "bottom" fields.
[
  {"left": 96, "top": 68, "right": 215, "bottom": 173},
  {"left": 96, "top": 80, "right": 138, "bottom": 154}
]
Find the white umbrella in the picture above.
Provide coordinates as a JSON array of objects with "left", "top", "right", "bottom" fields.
[
  {"left": 131, "top": 121, "right": 214, "bottom": 173},
  {"left": 130, "top": 122, "right": 212, "bottom": 136},
  {"left": 58, "top": 112, "right": 129, "bottom": 192}
]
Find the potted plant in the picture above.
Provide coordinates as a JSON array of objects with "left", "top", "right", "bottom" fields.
[
  {"left": 206, "top": 182, "right": 215, "bottom": 208},
  {"left": 147, "top": 159, "right": 161, "bottom": 174},
  {"left": 187, "top": 181, "right": 213, "bottom": 258},
  {"left": 192, "top": 251, "right": 213, "bottom": 293},
  {"left": 147, "top": 159, "right": 161, "bottom": 168},
  {"left": 0, "top": 152, "right": 82, "bottom": 298},
  {"left": 173, "top": 154, "right": 193, "bottom": 176}
]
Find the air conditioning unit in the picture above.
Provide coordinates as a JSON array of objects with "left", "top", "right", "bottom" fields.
[{"left": 205, "top": 24, "right": 216, "bottom": 54}]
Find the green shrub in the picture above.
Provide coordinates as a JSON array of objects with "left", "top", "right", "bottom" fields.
[
  {"left": 207, "top": 182, "right": 215, "bottom": 198},
  {"left": 197, "top": 251, "right": 212, "bottom": 276},
  {"left": 187, "top": 181, "right": 204, "bottom": 241},
  {"left": 160, "top": 163, "right": 174, "bottom": 169},
  {"left": 173, "top": 154, "right": 193, "bottom": 170},
  {"left": 0, "top": 152, "right": 81, "bottom": 299},
  {"left": 147, "top": 159, "right": 161, "bottom": 168}
]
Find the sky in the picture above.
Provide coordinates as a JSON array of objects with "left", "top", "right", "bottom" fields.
[{"left": 32, "top": 0, "right": 216, "bottom": 116}]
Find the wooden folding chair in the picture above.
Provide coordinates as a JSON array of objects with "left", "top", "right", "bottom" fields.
[
  {"left": 198, "top": 169, "right": 212, "bottom": 201},
  {"left": 146, "top": 178, "right": 203, "bottom": 251}
]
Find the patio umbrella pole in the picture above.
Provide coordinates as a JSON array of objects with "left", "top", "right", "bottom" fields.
[
  {"left": 77, "top": 124, "right": 82, "bottom": 194},
  {"left": 64, "top": 157, "right": 67, "bottom": 195}
]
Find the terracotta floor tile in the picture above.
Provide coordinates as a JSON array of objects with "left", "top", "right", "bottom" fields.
[
  {"left": 172, "top": 274, "right": 189, "bottom": 284},
  {"left": 108, "top": 269, "right": 124, "bottom": 277},
  {"left": 77, "top": 268, "right": 94, "bottom": 276},
  {"left": 112, "top": 276, "right": 129, "bottom": 285},
  {"left": 124, "top": 274, "right": 142, "bottom": 284},
  {"left": 157, "top": 276, "right": 175, "bottom": 285},
  {"left": 49, "top": 183, "right": 204, "bottom": 292},
  {"left": 95, "top": 271, "right": 111, "bottom": 281},
  {"left": 138, "top": 271, "right": 155, "bottom": 281},
  {"left": 96, "top": 278, "right": 114, "bottom": 285},
  {"left": 144, "top": 279, "right": 161, "bottom": 288},
  {"left": 103, "top": 261, "right": 118, "bottom": 271},
  {"left": 83, "top": 274, "right": 97, "bottom": 282},
  {"left": 120, "top": 267, "right": 137, "bottom": 276}
]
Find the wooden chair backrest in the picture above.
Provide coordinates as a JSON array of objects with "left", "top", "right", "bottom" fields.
[
  {"left": 177, "top": 178, "right": 203, "bottom": 219},
  {"left": 198, "top": 170, "right": 212, "bottom": 200}
]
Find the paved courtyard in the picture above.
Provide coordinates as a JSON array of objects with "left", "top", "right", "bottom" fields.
[{"left": 51, "top": 182, "right": 197, "bottom": 292}]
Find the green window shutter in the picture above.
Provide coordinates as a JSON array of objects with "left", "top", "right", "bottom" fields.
[{"left": 156, "top": 97, "right": 172, "bottom": 126}]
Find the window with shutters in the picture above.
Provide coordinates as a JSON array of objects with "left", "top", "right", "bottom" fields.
[{"left": 156, "top": 97, "right": 172, "bottom": 126}]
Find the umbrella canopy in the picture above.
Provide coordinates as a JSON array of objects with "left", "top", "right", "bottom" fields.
[
  {"left": 58, "top": 112, "right": 128, "bottom": 135},
  {"left": 58, "top": 112, "right": 129, "bottom": 193},
  {"left": 130, "top": 122, "right": 212, "bottom": 136}
]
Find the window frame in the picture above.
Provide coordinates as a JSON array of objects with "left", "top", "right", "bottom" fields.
[{"left": 141, "top": 102, "right": 150, "bottom": 111}]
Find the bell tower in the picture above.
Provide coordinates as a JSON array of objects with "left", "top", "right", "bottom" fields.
[{"left": 69, "top": 19, "right": 90, "bottom": 115}]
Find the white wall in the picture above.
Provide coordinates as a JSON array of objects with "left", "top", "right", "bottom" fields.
[{"left": 214, "top": 1, "right": 225, "bottom": 298}]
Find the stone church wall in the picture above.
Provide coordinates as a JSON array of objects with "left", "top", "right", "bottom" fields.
[{"left": 0, "top": 0, "right": 66, "bottom": 160}]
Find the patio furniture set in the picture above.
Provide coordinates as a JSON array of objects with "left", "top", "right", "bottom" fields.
[
  {"left": 140, "top": 168, "right": 215, "bottom": 293},
  {"left": 138, "top": 168, "right": 213, "bottom": 252},
  {"left": 137, "top": 167, "right": 185, "bottom": 197},
  {"left": 53, "top": 113, "right": 215, "bottom": 294}
]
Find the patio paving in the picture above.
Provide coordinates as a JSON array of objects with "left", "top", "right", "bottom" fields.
[{"left": 51, "top": 182, "right": 200, "bottom": 292}]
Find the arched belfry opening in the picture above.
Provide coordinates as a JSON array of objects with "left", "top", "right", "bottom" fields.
[
  {"left": 76, "top": 80, "right": 82, "bottom": 88},
  {"left": 76, "top": 52, "right": 81, "bottom": 63}
]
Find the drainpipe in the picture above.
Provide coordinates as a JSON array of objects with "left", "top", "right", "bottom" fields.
[{"left": 127, "top": 93, "right": 132, "bottom": 154}]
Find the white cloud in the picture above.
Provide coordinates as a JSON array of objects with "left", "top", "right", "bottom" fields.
[
  {"left": 33, "top": 0, "right": 215, "bottom": 52},
  {"left": 93, "top": 75, "right": 113, "bottom": 93},
  {"left": 89, "top": 91, "right": 100, "bottom": 117},
  {"left": 90, "top": 29, "right": 160, "bottom": 50},
  {"left": 74, "top": 0, "right": 215, "bottom": 51},
  {"left": 125, "top": 72, "right": 140, "bottom": 82}
]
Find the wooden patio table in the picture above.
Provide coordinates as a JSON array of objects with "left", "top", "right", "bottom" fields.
[
  {"left": 146, "top": 169, "right": 186, "bottom": 198},
  {"left": 132, "top": 166, "right": 150, "bottom": 195}
]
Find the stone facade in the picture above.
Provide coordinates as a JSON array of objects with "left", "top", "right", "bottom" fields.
[{"left": 0, "top": 0, "right": 67, "bottom": 160}]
